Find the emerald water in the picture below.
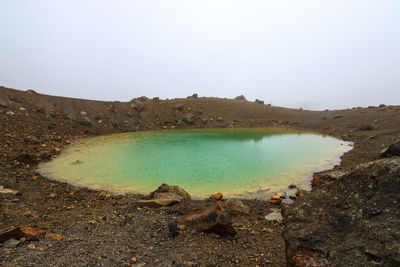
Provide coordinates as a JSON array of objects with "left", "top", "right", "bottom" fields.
[{"left": 39, "top": 128, "right": 352, "bottom": 199}]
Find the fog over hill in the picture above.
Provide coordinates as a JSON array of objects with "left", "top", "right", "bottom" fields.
[{"left": 1, "top": 0, "right": 399, "bottom": 110}]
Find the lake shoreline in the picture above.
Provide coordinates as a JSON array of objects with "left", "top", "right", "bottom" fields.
[{"left": 1, "top": 86, "right": 399, "bottom": 266}]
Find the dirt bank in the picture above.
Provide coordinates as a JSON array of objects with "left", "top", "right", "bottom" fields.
[{"left": 1, "top": 86, "right": 399, "bottom": 266}]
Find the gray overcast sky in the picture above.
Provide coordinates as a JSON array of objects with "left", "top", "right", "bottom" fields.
[{"left": 0, "top": 1, "right": 399, "bottom": 110}]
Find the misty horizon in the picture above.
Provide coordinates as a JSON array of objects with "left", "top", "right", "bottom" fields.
[{"left": 1, "top": 0, "right": 399, "bottom": 110}]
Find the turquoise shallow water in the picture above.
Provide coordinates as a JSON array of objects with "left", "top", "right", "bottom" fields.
[{"left": 39, "top": 128, "right": 352, "bottom": 199}]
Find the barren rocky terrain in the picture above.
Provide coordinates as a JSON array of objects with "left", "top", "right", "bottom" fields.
[{"left": 0, "top": 86, "right": 399, "bottom": 266}]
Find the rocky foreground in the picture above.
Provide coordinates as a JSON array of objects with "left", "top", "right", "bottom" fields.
[{"left": 0, "top": 86, "right": 400, "bottom": 266}]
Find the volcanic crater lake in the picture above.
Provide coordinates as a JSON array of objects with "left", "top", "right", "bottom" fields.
[{"left": 39, "top": 128, "right": 352, "bottom": 199}]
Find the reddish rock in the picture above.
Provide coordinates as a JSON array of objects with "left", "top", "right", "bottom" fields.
[
  {"left": 208, "top": 192, "right": 223, "bottom": 201},
  {"left": 136, "top": 199, "right": 180, "bottom": 208},
  {"left": 267, "top": 198, "right": 282, "bottom": 205},
  {"left": 176, "top": 202, "right": 236, "bottom": 236},
  {"left": 312, "top": 170, "right": 346, "bottom": 188},
  {"left": 295, "top": 188, "right": 307, "bottom": 198},
  {"left": 0, "top": 227, "right": 46, "bottom": 242},
  {"left": 223, "top": 199, "right": 251, "bottom": 216}
]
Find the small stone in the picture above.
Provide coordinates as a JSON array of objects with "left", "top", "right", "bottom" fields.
[
  {"left": 272, "top": 195, "right": 280, "bottom": 200},
  {"left": 28, "top": 244, "right": 36, "bottom": 249},
  {"left": 255, "top": 99, "right": 264, "bottom": 105},
  {"left": 2, "top": 239, "right": 20, "bottom": 249},
  {"left": 288, "top": 183, "right": 296, "bottom": 189},
  {"left": 50, "top": 193, "right": 56, "bottom": 199},
  {"left": 208, "top": 192, "right": 223, "bottom": 201},
  {"left": 267, "top": 198, "right": 281, "bottom": 205},
  {"left": 80, "top": 111, "right": 87, "bottom": 116},
  {"left": 295, "top": 188, "right": 307, "bottom": 198},
  {"left": 49, "top": 234, "right": 64, "bottom": 240},
  {"left": 216, "top": 117, "right": 223, "bottom": 122}
]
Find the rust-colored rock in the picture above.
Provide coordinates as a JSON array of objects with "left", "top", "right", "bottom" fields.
[
  {"left": 267, "top": 198, "right": 282, "bottom": 205},
  {"left": 295, "top": 188, "right": 307, "bottom": 198},
  {"left": 176, "top": 202, "right": 236, "bottom": 236},
  {"left": 0, "top": 227, "right": 46, "bottom": 242},
  {"left": 149, "top": 184, "right": 191, "bottom": 201},
  {"left": 208, "top": 192, "right": 223, "bottom": 201},
  {"left": 136, "top": 199, "right": 180, "bottom": 208},
  {"left": 312, "top": 170, "right": 346, "bottom": 188}
]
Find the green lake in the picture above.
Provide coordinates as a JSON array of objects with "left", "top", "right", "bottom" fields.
[{"left": 38, "top": 128, "right": 352, "bottom": 199}]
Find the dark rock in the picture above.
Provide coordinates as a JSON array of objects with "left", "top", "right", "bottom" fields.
[
  {"left": 295, "top": 188, "right": 307, "bottom": 197},
  {"left": 136, "top": 199, "right": 180, "bottom": 208},
  {"left": 174, "top": 104, "right": 183, "bottom": 111},
  {"left": 176, "top": 202, "right": 236, "bottom": 236},
  {"left": 192, "top": 93, "right": 198, "bottom": 98},
  {"left": 0, "top": 96, "right": 8, "bottom": 108},
  {"left": 35, "top": 106, "right": 45, "bottom": 113},
  {"left": 149, "top": 184, "right": 191, "bottom": 201},
  {"left": 152, "top": 97, "right": 160, "bottom": 103},
  {"left": 0, "top": 227, "right": 46, "bottom": 242},
  {"left": 333, "top": 114, "right": 343, "bottom": 119},
  {"left": 79, "top": 116, "right": 92, "bottom": 127},
  {"left": 255, "top": 99, "right": 264, "bottom": 105},
  {"left": 288, "top": 183, "right": 296, "bottom": 189},
  {"left": 284, "top": 158, "right": 400, "bottom": 266},
  {"left": 312, "top": 170, "right": 346, "bottom": 188},
  {"left": 183, "top": 113, "right": 195, "bottom": 124},
  {"left": 380, "top": 139, "right": 400, "bottom": 158},
  {"left": 132, "top": 102, "right": 144, "bottom": 112},
  {"left": 64, "top": 104, "right": 74, "bottom": 120},
  {"left": 379, "top": 104, "right": 386, "bottom": 108},
  {"left": 356, "top": 124, "right": 376, "bottom": 131},
  {"left": 223, "top": 199, "right": 251, "bottom": 216},
  {"left": 234, "top": 95, "right": 246, "bottom": 101},
  {"left": 2, "top": 239, "right": 20, "bottom": 249}
]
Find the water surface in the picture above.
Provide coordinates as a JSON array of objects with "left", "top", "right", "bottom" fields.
[{"left": 39, "top": 128, "right": 352, "bottom": 199}]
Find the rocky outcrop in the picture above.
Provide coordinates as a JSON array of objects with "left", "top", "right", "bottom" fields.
[
  {"left": 255, "top": 99, "right": 264, "bottom": 105},
  {"left": 312, "top": 170, "right": 346, "bottom": 188},
  {"left": 149, "top": 184, "right": 191, "bottom": 201},
  {"left": 283, "top": 157, "right": 400, "bottom": 266},
  {"left": 380, "top": 139, "right": 400, "bottom": 158},
  {"left": 234, "top": 95, "right": 246, "bottom": 101},
  {"left": 173, "top": 202, "right": 236, "bottom": 236}
]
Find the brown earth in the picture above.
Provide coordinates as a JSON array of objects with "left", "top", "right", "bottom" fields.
[{"left": 0, "top": 86, "right": 399, "bottom": 266}]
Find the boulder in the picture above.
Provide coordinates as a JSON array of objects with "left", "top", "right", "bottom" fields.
[
  {"left": 152, "top": 97, "right": 160, "bottom": 103},
  {"left": 333, "top": 114, "right": 343, "bottom": 119},
  {"left": 234, "top": 95, "right": 246, "bottom": 101},
  {"left": 312, "top": 170, "right": 347, "bottom": 188},
  {"left": 26, "top": 89, "right": 37, "bottom": 95},
  {"left": 174, "top": 104, "right": 184, "bottom": 111},
  {"left": 175, "top": 202, "right": 236, "bottom": 236},
  {"left": 78, "top": 116, "right": 92, "bottom": 127},
  {"left": 149, "top": 184, "right": 191, "bottom": 201},
  {"left": 132, "top": 102, "right": 144, "bottom": 112},
  {"left": 380, "top": 139, "right": 400, "bottom": 158},
  {"left": 255, "top": 99, "right": 264, "bottom": 105},
  {"left": 183, "top": 113, "right": 195, "bottom": 124},
  {"left": 0, "top": 96, "right": 9, "bottom": 108},
  {"left": 0, "top": 227, "right": 46, "bottom": 242},
  {"left": 64, "top": 105, "right": 74, "bottom": 120},
  {"left": 192, "top": 93, "right": 198, "bottom": 98},
  {"left": 136, "top": 199, "right": 180, "bottom": 208},
  {"left": 283, "top": 157, "right": 400, "bottom": 266},
  {"left": 223, "top": 199, "right": 251, "bottom": 216}
]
